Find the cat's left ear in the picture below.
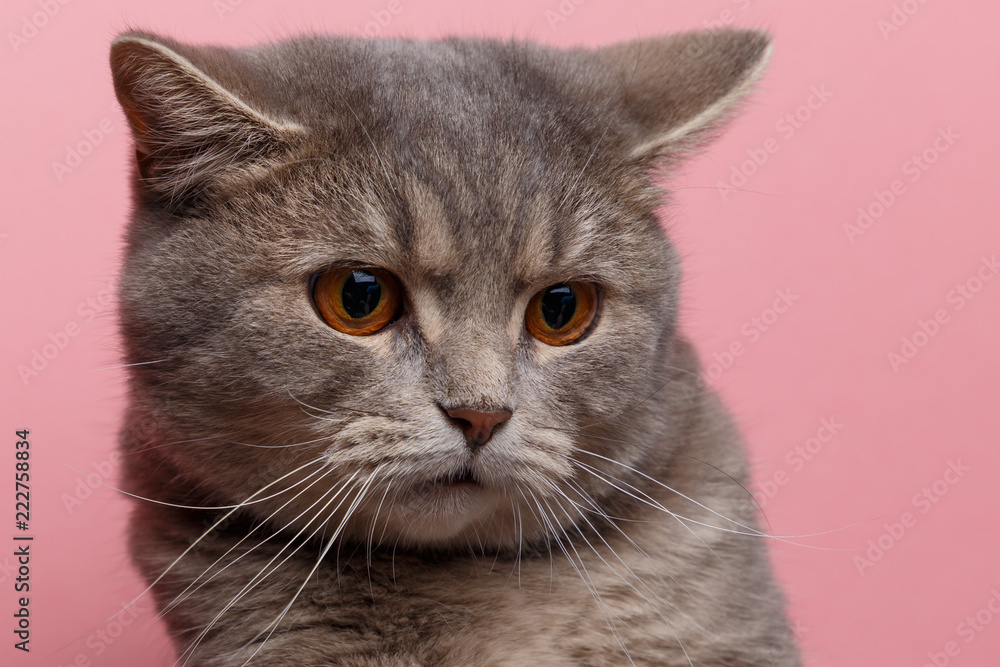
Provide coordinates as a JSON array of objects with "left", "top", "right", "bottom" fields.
[
  {"left": 109, "top": 32, "right": 303, "bottom": 209},
  {"left": 593, "top": 29, "right": 773, "bottom": 161}
]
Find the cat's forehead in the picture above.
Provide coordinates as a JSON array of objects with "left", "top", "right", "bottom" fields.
[
  {"left": 351, "top": 159, "right": 652, "bottom": 302},
  {"left": 290, "top": 117, "right": 657, "bottom": 300},
  {"left": 401, "top": 170, "right": 556, "bottom": 286}
]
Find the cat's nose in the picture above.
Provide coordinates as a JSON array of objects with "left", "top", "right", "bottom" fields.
[{"left": 442, "top": 406, "right": 513, "bottom": 451}]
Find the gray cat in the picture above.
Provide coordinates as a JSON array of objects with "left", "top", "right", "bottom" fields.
[{"left": 110, "top": 28, "right": 799, "bottom": 666}]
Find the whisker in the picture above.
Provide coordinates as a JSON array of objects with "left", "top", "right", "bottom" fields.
[
  {"left": 537, "top": 423, "right": 774, "bottom": 536},
  {"left": 287, "top": 390, "right": 400, "bottom": 421},
  {"left": 574, "top": 448, "right": 762, "bottom": 534},
  {"left": 504, "top": 498, "right": 523, "bottom": 589},
  {"left": 570, "top": 458, "right": 730, "bottom": 565},
  {"left": 71, "top": 455, "right": 329, "bottom": 659},
  {"left": 224, "top": 434, "right": 339, "bottom": 450},
  {"left": 570, "top": 457, "right": 854, "bottom": 547},
  {"left": 86, "top": 358, "right": 167, "bottom": 372},
  {"left": 65, "top": 462, "right": 324, "bottom": 511},
  {"left": 238, "top": 466, "right": 384, "bottom": 665},
  {"left": 521, "top": 488, "right": 629, "bottom": 657},
  {"left": 531, "top": 489, "right": 636, "bottom": 666},
  {"left": 366, "top": 481, "right": 394, "bottom": 598},
  {"left": 176, "top": 471, "right": 364, "bottom": 665},
  {"left": 562, "top": 477, "right": 698, "bottom": 602},
  {"left": 156, "top": 464, "right": 340, "bottom": 623},
  {"left": 125, "top": 433, "right": 226, "bottom": 454},
  {"left": 578, "top": 434, "right": 772, "bottom": 533},
  {"left": 546, "top": 485, "right": 696, "bottom": 666}
]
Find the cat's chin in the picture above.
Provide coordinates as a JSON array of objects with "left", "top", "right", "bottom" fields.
[{"left": 380, "top": 478, "right": 501, "bottom": 546}]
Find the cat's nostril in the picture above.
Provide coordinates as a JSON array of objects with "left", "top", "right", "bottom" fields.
[{"left": 443, "top": 406, "right": 513, "bottom": 451}]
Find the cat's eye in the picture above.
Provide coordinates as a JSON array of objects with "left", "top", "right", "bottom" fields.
[
  {"left": 312, "top": 267, "right": 402, "bottom": 335},
  {"left": 525, "top": 282, "right": 598, "bottom": 346}
]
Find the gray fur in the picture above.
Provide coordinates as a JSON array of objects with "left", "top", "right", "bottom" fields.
[{"left": 110, "top": 29, "right": 798, "bottom": 665}]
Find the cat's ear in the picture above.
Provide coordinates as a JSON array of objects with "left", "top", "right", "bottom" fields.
[
  {"left": 594, "top": 29, "right": 772, "bottom": 161},
  {"left": 109, "top": 32, "right": 302, "bottom": 208}
]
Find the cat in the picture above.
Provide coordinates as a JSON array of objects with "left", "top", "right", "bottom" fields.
[{"left": 109, "top": 27, "right": 799, "bottom": 666}]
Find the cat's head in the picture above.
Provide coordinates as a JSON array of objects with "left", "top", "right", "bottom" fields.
[{"left": 111, "top": 30, "right": 770, "bottom": 550}]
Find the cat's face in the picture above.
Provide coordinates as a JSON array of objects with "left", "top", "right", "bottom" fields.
[{"left": 113, "top": 32, "right": 770, "bottom": 551}]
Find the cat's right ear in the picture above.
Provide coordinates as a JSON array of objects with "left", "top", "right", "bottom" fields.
[
  {"left": 109, "top": 32, "right": 303, "bottom": 210},
  {"left": 592, "top": 29, "right": 773, "bottom": 164}
]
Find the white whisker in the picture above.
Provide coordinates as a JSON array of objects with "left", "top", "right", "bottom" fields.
[
  {"left": 176, "top": 470, "right": 363, "bottom": 666},
  {"left": 79, "top": 454, "right": 329, "bottom": 649},
  {"left": 239, "top": 466, "right": 384, "bottom": 665},
  {"left": 156, "top": 464, "right": 339, "bottom": 623},
  {"left": 65, "top": 461, "right": 325, "bottom": 511},
  {"left": 531, "top": 489, "right": 636, "bottom": 666}
]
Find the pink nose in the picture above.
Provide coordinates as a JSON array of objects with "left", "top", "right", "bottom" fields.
[{"left": 444, "top": 407, "right": 513, "bottom": 451}]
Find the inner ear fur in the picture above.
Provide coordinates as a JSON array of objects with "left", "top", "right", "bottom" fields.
[
  {"left": 593, "top": 29, "right": 773, "bottom": 160},
  {"left": 109, "top": 32, "right": 303, "bottom": 208}
]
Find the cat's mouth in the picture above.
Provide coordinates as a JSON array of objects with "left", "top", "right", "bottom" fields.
[
  {"left": 430, "top": 464, "right": 481, "bottom": 488},
  {"left": 395, "top": 463, "right": 488, "bottom": 514},
  {"left": 387, "top": 462, "right": 494, "bottom": 539}
]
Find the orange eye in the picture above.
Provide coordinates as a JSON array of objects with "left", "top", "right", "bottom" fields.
[
  {"left": 312, "top": 267, "right": 402, "bottom": 335},
  {"left": 525, "top": 282, "right": 598, "bottom": 346}
]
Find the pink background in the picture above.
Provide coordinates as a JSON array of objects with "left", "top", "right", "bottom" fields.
[{"left": 3, "top": 0, "right": 998, "bottom": 665}]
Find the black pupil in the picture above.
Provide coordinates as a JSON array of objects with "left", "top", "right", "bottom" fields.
[
  {"left": 540, "top": 284, "right": 576, "bottom": 330},
  {"left": 341, "top": 270, "right": 382, "bottom": 319}
]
